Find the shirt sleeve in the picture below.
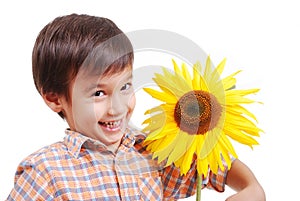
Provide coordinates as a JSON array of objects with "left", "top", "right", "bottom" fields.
[
  {"left": 203, "top": 165, "right": 229, "bottom": 192},
  {"left": 205, "top": 156, "right": 236, "bottom": 192},
  {"left": 161, "top": 161, "right": 197, "bottom": 200},
  {"left": 161, "top": 155, "right": 234, "bottom": 199},
  {"left": 6, "top": 161, "right": 54, "bottom": 201}
]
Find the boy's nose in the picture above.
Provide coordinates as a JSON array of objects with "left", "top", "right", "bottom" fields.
[{"left": 107, "top": 96, "right": 126, "bottom": 116}]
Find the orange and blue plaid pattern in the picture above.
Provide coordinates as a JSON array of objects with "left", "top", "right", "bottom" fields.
[{"left": 7, "top": 128, "right": 230, "bottom": 200}]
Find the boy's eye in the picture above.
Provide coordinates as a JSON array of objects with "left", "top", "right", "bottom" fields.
[
  {"left": 94, "top": 90, "right": 105, "bottom": 97},
  {"left": 121, "top": 83, "right": 132, "bottom": 91}
]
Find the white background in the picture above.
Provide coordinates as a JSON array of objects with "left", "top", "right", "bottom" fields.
[{"left": 1, "top": 0, "right": 299, "bottom": 200}]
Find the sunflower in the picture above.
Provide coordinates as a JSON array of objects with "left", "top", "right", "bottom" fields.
[{"left": 142, "top": 57, "right": 262, "bottom": 176}]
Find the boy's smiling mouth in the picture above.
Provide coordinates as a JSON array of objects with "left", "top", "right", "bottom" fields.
[{"left": 98, "top": 120, "right": 122, "bottom": 131}]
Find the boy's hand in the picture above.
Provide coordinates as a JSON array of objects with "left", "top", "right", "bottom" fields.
[
  {"left": 225, "top": 159, "right": 266, "bottom": 201},
  {"left": 225, "top": 186, "right": 266, "bottom": 201}
]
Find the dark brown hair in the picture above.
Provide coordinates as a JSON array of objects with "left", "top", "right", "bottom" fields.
[{"left": 32, "top": 14, "right": 133, "bottom": 118}]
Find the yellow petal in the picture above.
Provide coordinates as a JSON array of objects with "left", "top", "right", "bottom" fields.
[
  {"left": 215, "top": 58, "right": 226, "bottom": 76},
  {"left": 143, "top": 88, "right": 177, "bottom": 103},
  {"left": 154, "top": 71, "right": 186, "bottom": 98},
  {"left": 225, "top": 113, "right": 261, "bottom": 136},
  {"left": 226, "top": 88, "right": 260, "bottom": 96},
  {"left": 207, "top": 58, "right": 226, "bottom": 89},
  {"left": 199, "top": 127, "right": 223, "bottom": 159},
  {"left": 161, "top": 67, "right": 192, "bottom": 96},
  {"left": 226, "top": 95, "right": 256, "bottom": 105},
  {"left": 172, "top": 59, "right": 181, "bottom": 75},
  {"left": 197, "top": 156, "right": 209, "bottom": 177},
  {"left": 178, "top": 140, "right": 197, "bottom": 174},
  {"left": 142, "top": 112, "right": 165, "bottom": 125},
  {"left": 214, "top": 144, "right": 225, "bottom": 171},
  {"left": 181, "top": 62, "right": 193, "bottom": 88},
  {"left": 224, "top": 126, "right": 259, "bottom": 148},
  {"left": 208, "top": 147, "right": 220, "bottom": 174},
  {"left": 226, "top": 104, "right": 258, "bottom": 122},
  {"left": 199, "top": 74, "right": 209, "bottom": 91},
  {"left": 152, "top": 133, "right": 179, "bottom": 163},
  {"left": 166, "top": 132, "right": 194, "bottom": 166},
  {"left": 192, "top": 62, "right": 202, "bottom": 89},
  {"left": 147, "top": 130, "right": 177, "bottom": 152},
  {"left": 219, "top": 133, "right": 238, "bottom": 158},
  {"left": 222, "top": 70, "right": 241, "bottom": 90},
  {"left": 204, "top": 56, "right": 212, "bottom": 80},
  {"left": 144, "top": 105, "right": 165, "bottom": 115}
]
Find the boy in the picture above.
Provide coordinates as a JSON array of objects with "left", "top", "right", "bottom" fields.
[{"left": 7, "top": 14, "right": 265, "bottom": 200}]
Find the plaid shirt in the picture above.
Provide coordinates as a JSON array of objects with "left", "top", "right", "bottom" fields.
[{"left": 7, "top": 128, "right": 229, "bottom": 200}]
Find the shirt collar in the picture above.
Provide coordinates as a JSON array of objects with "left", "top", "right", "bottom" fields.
[
  {"left": 64, "top": 128, "right": 138, "bottom": 158},
  {"left": 121, "top": 128, "right": 136, "bottom": 148},
  {"left": 64, "top": 129, "right": 89, "bottom": 158}
]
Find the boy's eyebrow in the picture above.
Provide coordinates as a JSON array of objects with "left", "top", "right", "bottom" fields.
[{"left": 85, "top": 74, "right": 133, "bottom": 93}]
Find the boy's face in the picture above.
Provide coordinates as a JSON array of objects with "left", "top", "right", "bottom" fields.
[{"left": 62, "top": 65, "right": 136, "bottom": 151}]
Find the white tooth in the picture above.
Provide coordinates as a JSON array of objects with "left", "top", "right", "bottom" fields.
[{"left": 101, "top": 120, "right": 120, "bottom": 127}]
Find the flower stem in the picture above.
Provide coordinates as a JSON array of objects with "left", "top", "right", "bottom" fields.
[{"left": 196, "top": 173, "right": 202, "bottom": 201}]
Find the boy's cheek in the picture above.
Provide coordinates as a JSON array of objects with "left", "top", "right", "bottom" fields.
[
  {"left": 129, "top": 94, "right": 136, "bottom": 111},
  {"left": 74, "top": 102, "right": 99, "bottom": 121}
]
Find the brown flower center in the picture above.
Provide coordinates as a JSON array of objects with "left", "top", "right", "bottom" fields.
[{"left": 174, "top": 90, "right": 222, "bottom": 135}]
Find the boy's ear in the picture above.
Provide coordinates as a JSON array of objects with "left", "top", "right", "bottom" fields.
[{"left": 42, "top": 92, "right": 63, "bottom": 113}]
